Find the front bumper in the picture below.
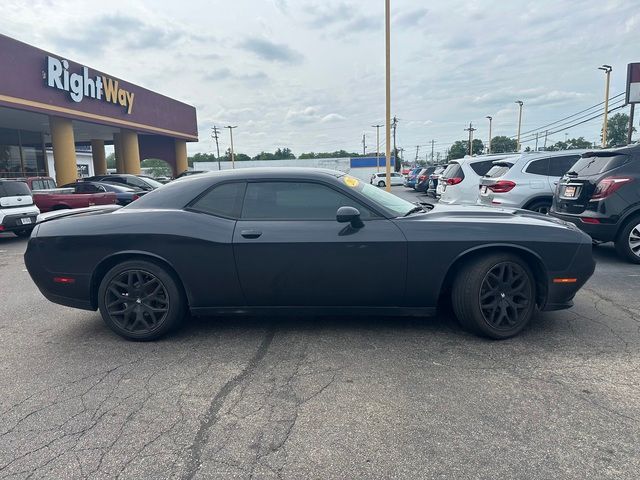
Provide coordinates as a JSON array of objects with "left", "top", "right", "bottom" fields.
[{"left": 540, "top": 240, "right": 595, "bottom": 311}]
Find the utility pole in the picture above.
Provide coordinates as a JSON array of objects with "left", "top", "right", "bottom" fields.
[
  {"left": 362, "top": 132, "right": 367, "bottom": 156},
  {"left": 211, "top": 126, "right": 221, "bottom": 170},
  {"left": 384, "top": 0, "right": 392, "bottom": 192},
  {"left": 515, "top": 100, "right": 524, "bottom": 151},
  {"left": 535, "top": 132, "right": 539, "bottom": 151},
  {"left": 544, "top": 130, "right": 549, "bottom": 150},
  {"left": 391, "top": 116, "right": 398, "bottom": 175},
  {"left": 372, "top": 124, "right": 382, "bottom": 172},
  {"left": 225, "top": 125, "right": 237, "bottom": 169},
  {"left": 430, "top": 139, "right": 435, "bottom": 163},
  {"left": 414, "top": 145, "right": 419, "bottom": 166},
  {"left": 485, "top": 116, "right": 493, "bottom": 153},
  {"left": 628, "top": 103, "right": 636, "bottom": 145},
  {"left": 464, "top": 122, "right": 476, "bottom": 155},
  {"left": 599, "top": 64, "right": 612, "bottom": 147}
]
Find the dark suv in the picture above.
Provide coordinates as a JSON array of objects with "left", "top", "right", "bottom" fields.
[{"left": 551, "top": 144, "right": 640, "bottom": 263}]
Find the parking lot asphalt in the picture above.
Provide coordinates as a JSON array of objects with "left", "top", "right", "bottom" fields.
[{"left": 1, "top": 188, "right": 639, "bottom": 479}]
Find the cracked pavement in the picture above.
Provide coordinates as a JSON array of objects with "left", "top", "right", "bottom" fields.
[{"left": 1, "top": 199, "right": 639, "bottom": 479}]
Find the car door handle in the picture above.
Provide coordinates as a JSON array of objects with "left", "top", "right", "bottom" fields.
[{"left": 240, "top": 229, "right": 262, "bottom": 239}]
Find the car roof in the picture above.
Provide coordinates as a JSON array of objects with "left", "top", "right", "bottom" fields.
[{"left": 178, "top": 167, "right": 346, "bottom": 181}]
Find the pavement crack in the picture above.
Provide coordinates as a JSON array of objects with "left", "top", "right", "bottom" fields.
[{"left": 181, "top": 326, "right": 275, "bottom": 480}]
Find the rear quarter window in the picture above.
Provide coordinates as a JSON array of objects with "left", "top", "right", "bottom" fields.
[
  {"left": 525, "top": 158, "right": 550, "bottom": 176},
  {"left": 442, "top": 163, "right": 464, "bottom": 179}
]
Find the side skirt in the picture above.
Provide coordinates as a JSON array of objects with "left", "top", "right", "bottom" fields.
[{"left": 190, "top": 306, "right": 437, "bottom": 317}]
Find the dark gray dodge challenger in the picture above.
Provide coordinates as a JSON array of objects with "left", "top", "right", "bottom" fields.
[{"left": 25, "top": 168, "right": 595, "bottom": 341}]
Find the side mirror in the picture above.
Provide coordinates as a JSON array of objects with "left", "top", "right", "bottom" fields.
[{"left": 336, "top": 206, "right": 363, "bottom": 228}]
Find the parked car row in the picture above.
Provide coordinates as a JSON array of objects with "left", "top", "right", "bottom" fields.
[{"left": 417, "top": 145, "right": 640, "bottom": 263}]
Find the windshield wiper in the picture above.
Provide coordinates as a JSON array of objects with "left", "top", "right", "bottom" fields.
[{"left": 403, "top": 206, "right": 426, "bottom": 217}]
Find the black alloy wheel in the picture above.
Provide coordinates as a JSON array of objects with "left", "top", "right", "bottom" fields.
[
  {"left": 615, "top": 216, "right": 640, "bottom": 264},
  {"left": 478, "top": 262, "right": 531, "bottom": 330},
  {"left": 452, "top": 253, "right": 536, "bottom": 339},
  {"left": 98, "top": 260, "right": 185, "bottom": 340}
]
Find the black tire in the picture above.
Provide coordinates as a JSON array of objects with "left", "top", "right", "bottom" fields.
[
  {"left": 98, "top": 259, "right": 186, "bottom": 340},
  {"left": 526, "top": 200, "right": 552, "bottom": 215},
  {"left": 377, "top": 180, "right": 385, "bottom": 187},
  {"left": 13, "top": 228, "right": 33, "bottom": 238},
  {"left": 614, "top": 216, "right": 640, "bottom": 264},
  {"left": 452, "top": 253, "right": 536, "bottom": 339}
]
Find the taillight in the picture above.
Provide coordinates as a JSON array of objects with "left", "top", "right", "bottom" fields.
[
  {"left": 53, "top": 276, "right": 75, "bottom": 284},
  {"left": 580, "top": 217, "right": 600, "bottom": 224},
  {"left": 591, "top": 177, "right": 633, "bottom": 200},
  {"left": 419, "top": 175, "right": 426, "bottom": 181},
  {"left": 132, "top": 194, "right": 139, "bottom": 201},
  {"left": 446, "top": 177, "right": 463, "bottom": 185},
  {"left": 488, "top": 180, "right": 516, "bottom": 193}
]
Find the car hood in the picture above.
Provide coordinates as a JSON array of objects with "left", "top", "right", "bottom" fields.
[{"left": 408, "top": 202, "right": 583, "bottom": 231}]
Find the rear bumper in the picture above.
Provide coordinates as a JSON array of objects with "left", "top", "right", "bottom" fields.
[
  {"left": 550, "top": 211, "right": 619, "bottom": 242},
  {"left": 0, "top": 212, "right": 38, "bottom": 232}
]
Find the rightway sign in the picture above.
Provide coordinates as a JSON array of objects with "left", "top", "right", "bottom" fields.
[{"left": 626, "top": 63, "right": 640, "bottom": 104}]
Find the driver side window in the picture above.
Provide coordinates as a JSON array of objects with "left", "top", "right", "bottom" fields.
[{"left": 242, "top": 182, "right": 376, "bottom": 220}]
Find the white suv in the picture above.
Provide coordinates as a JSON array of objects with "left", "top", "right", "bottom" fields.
[
  {"left": 437, "top": 155, "right": 515, "bottom": 205},
  {"left": 478, "top": 150, "right": 587, "bottom": 214},
  {"left": 0, "top": 180, "right": 40, "bottom": 237},
  {"left": 370, "top": 172, "right": 405, "bottom": 187}
]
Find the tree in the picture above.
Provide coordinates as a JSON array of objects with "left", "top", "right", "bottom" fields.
[
  {"left": 447, "top": 139, "right": 484, "bottom": 160},
  {"left": 490, "top": 136, "right": 517, "bottom": 153},
  {"left": 140, "top": 158, "right": 171, "bottom": 177},
  {"left": 546, "top": 137, "right": 593, "bottom": 151},
  {"left": 106, "top": 152, "right": 116, "bottom": 169},
  {"left": 448, "top": 141, "right": 467, "bottom": 160},
  {"left": 605, "top": 113, "right": 635, "bottom": 147}
]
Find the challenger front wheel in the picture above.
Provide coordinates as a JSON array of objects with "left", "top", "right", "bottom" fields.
[{"left": 452, "top": 254, "right": 536, "bottom": 339}]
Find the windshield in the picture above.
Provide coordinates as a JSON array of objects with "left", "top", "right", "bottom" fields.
[
  {"left": 341, "top": 175, "right": 417, "bottom": 216},
  {"left": 139, "top": 176, "right": 164, "bottom": 188},
  {"left": 0, "top": 181, "right": 31, "bottom": 197},
  {"left": 567, "top": 154, "right": 629, "bottom": 176}
]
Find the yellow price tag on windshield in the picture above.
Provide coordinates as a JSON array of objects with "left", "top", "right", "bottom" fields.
[{"left": 343, "top": 175, "right": 359, "bottom": 188}]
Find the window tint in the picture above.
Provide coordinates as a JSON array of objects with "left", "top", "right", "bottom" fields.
[
  {"left": 77, "top": 183, "right": 100, "bottom": 193},
  {"left": 45, "top": 179, "right": 56, "bottom": 189},
  {"left": 525, "top": 158, "right": 549, "bottom": 176},
  {"left": 548, "top": 156, "right": 580, "bottom": 177},
  {"left": 470, "top": 160, "right": 495, "bottom": 176},
  {"left": 568, "top": 154, "right": 629, "bottom": 176},
  {"left": 485, "top": 163, "right": 512, "bottom": 178},
  {"left": 442, "top": 163, "right": 464, "bottom": 180},
  {"left": 31, "top": 180, "right": 44, "bottom": 190},
  {"left": 191, "top": 182, "right": 246, "bottom": 218},
  {"left": 242, "top": 182, "right": 373, "bottom": 220},
  {"left": 0, "top": 181, "right": 31, "bottom": 197}
]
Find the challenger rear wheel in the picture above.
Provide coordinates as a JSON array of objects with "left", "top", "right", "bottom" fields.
[
  {"left": 98, "top": 260, "right": 185, "bottom": 340},
  {"left": 615, "top": 216, "right": 640, "bottom": 264},
  {"left": 452, "top": 254, "right": 536, "bottom": 339}
]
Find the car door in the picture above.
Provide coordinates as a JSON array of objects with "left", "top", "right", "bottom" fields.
[{"left": 232, "top": 180, "right": 407, "bottom": 307}]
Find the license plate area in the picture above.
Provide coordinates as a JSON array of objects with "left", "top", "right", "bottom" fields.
[
  {"left": 562, "top": 186, "right": 577, "bottom": 198},
  {"left": 20, "top": 217, "right": 33, "bottom": 225},
  {"left": 480, "top": 185, "right": 488, "bottom": 195}
]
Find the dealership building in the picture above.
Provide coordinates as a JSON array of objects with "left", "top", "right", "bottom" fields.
[{"left": 0, "top": 34, "right": 198, "bottom": 185}]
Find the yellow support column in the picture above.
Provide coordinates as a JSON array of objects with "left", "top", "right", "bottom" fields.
[
  {"left": 175, "top": 139, "right": 188, "bottom": 176},
  {"left": 49, "top": 116, "right": 77, "bottom": 186},
  {"left": 120, "top": 129, "right": 141, "bottom": 174},
  {"left": 91, "top": 139, "right": 107, "bottom": 175},
  {"left": 113, "top": 133, "right": 124, "bottom": 173}
]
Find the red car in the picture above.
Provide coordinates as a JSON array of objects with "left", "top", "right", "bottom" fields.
[{"left": 21, "top": 177, "right": 117, "bottom": 212}]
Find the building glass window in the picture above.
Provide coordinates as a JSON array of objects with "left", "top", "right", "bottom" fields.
[{"left": 0, "top": 128, "right": 47, "bottom": 178}]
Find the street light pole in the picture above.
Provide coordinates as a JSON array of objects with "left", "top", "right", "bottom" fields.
[
  {"left": 515, "top": 100, "right": 524, "bottom": 152},
  {"left": 599, "top": 64, "right": 612, "bottom": 148},
  {"left": 372, "top": 124, "right": 382, "bottom": 172},
  {"left": 384, "top": 0, "right": 391, "bottom": 192},
  {"left": 485, "top": 116, "right": 492, "bottom": 153},
  {"left": 225, "top": 125, "right": 237, "bottom": 169}
]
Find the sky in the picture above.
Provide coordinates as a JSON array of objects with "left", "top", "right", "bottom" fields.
[{"left": 3, "top": 0, "right": 640, "bottom": 159}]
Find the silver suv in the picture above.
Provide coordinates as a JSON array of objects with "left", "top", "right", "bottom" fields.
[{"left": 478, "top": 150, "right": 588, "bottom": 214}]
